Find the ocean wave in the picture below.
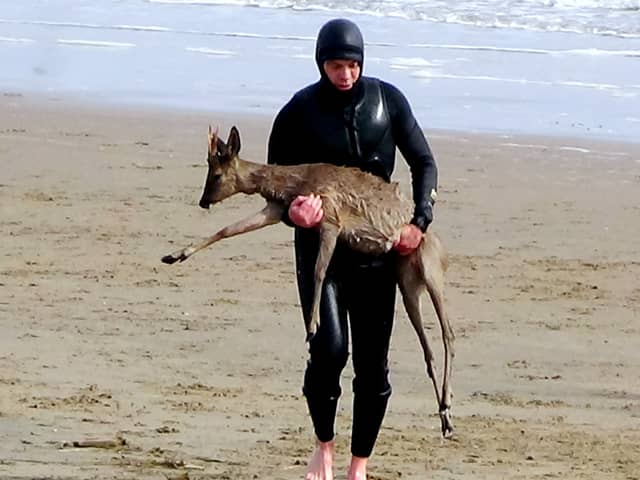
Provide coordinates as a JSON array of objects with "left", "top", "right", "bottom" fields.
[
  {"left": 409, "top": 43, "right": 549, "bottom": 55},
  {"left": 0, "top": 18, "right": 313, "bottom": 42},
  {"left": 408, "top": 70, "right": 636, "bottom": 94},
  {"left": 0, "top": 19, "right": 103, "bottom": 29},
  {"left": 0, "top": 36, "right": 35, "bottom": 44},
  {"left": 57, "top": 39, "right": 136, "bottom": 48},
  {"left": 5, "top": 2, "right": 638, "bottom": 38},
  {"left": 113, "top": 24, "right": 173, "bottom": 32},
  {"left": 185, "top": 46, "right": 237, "bottom": 56},
  {"left": 1, "top": 17, "right": 636, "bottom": 59},
  {"left": 143, "top": 0, "right": 640, "bottom": 37},
  {"left": 548, "top": 0, "right": 640, "bottom": 9},
  {"left": 389, "top": 57, "right": 440, "bottom": 67},
  {"left": 147, "top": 0, "right": 640, "bottom": 9},
  {"left": 562, "top": 48, "right": 640, "bottom": 57},
  {"left": 409, "top": 43, "right": 640, "bottom": 58}
]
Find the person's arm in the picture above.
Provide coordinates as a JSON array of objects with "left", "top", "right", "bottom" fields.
[
  {"left": 268, "top": 100, "right": 299, "bottom": 167},
  {"left": 384, "top": 82, "right": 438, "bottom": 233}
]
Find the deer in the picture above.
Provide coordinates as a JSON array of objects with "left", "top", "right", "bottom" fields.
[{"left": 162, "top": 125, "right": 455, "bottom": 437}]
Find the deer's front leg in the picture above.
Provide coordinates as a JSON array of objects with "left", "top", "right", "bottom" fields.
[
  {"left": 162, "top": 202, "right": 285, "bottom": 264},
  {"left": 161, "top": 245, "right": 197, "bottom": 264}
]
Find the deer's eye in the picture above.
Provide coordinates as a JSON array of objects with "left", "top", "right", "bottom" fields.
[{"left": 212, "top": 173, "right": 222, "bottom": 182}]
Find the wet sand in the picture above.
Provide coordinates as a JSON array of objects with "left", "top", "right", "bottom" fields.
[{"left": 1, "top": 93, "right": 639, "bottom": 479}]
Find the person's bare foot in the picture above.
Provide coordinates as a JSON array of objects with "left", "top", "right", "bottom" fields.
[
  {"left": 305, "top": 440, "right": 335, "bottom": 480},
  {"left": 347, "top": 455, "right": 368, "bottom": 480}
]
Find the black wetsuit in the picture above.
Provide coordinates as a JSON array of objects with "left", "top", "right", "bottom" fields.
[{"left": 267, "top": 19, "right": 437, "bottom": 459}]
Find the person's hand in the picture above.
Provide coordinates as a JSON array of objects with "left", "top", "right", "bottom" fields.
[
  {"left": 288, "top": 193, "right": 324, "bottom": 228},
  {"left": 393, "top": 224, "right": 423, "bottom": 255}
]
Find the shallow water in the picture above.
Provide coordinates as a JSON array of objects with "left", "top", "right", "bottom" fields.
[{"left": 1, "top": 1, "right": 639, "bottom": 141}]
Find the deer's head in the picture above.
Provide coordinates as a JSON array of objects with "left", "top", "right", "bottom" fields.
[{"left": 199, "top": 125, "right": 242, "bottom": 209}]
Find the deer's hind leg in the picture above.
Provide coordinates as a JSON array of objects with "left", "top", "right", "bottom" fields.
[
  {"left": 420, "top": 236, "right": 455, "bottom": 437},
  {"left": 305, "top": 223, "right": 340, "bottom": 342},
  {"left": 397, "top": 237, "right": 455, "bottom": 437},
  {"left": 397, "top": 255, "right": 444, "bottom": 432}
]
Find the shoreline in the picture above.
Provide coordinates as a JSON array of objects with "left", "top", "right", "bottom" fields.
[{"left": 5, "top": 90, "right": 640, "bottom": 148}]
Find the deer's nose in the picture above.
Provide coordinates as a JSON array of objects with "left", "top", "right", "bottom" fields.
[{"left": 199, "top": 198, "right": 210, "bottom": 209}]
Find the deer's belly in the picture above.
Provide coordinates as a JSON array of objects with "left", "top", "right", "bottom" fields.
[{"left": 340, "top": 228, "right": 396, "bottom": 256}]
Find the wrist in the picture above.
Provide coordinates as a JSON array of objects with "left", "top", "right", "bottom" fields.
[{"left": 410, "top": 208, "right": 432, "bottom": 233}]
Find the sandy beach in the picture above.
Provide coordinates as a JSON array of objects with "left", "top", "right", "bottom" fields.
[{"left": 1, "top": 93, "right": 639, "bottom": 480}]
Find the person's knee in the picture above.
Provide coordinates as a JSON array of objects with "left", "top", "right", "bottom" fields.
[
  {"left": 309, "top": 331, "right": 349, "bottom": 372},
  {"left": 304, "top": 348, "right": 349, "bottom": 397},
  {"left": 308, "top": 352, "right": 348, "bottom": 378},
  {"left": 352, "top": 368, "right": 392, "bottom": 397}
]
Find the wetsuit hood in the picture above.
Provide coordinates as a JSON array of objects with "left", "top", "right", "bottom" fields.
[
  {"left": 315, "top": 18, "right": 364, "bottom": 81},
  {"left": 314, "top": 19, "right": 365, "bottom": 105}
]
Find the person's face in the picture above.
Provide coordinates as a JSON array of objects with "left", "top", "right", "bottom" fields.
[{"left": 323, "top": 59, "right": 361, "bottom": 91}]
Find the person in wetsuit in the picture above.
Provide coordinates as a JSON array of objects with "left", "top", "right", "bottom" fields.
[{"left": 267, "top": 18, "right": 438, "bottom": 480}]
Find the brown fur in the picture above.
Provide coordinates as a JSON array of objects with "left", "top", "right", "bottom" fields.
[{"left": 162, "top": 126, "right": 455, "bottom": 436}]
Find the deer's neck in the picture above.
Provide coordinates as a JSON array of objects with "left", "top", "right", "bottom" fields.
[{"left": 236, "top": 159, "right": 303, "bottom": 204}]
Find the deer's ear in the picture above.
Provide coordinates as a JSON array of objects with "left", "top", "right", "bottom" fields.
[
  {"left": 208, "top": 125, "right": 219, "bottom": 155},
  {"left": 227, "top": 126, "right": 241, "bottom": 158}
]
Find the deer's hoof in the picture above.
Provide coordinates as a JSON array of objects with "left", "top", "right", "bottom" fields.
[
  {"left": 439, "top": 408, "right": 454, "bottom": 438},
  {"left": 162, "top": 247, "right": 193, "bottom": 264},
  {"left": 162, "top": 252, "right": 185, "bottom": 264},
  {"left": 161, "top": 254, "right": 178, "bottom": 264}
]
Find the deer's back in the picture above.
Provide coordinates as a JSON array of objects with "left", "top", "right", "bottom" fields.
[{"left": 291, "top": 163, "right": 414, "bottom": 255}]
